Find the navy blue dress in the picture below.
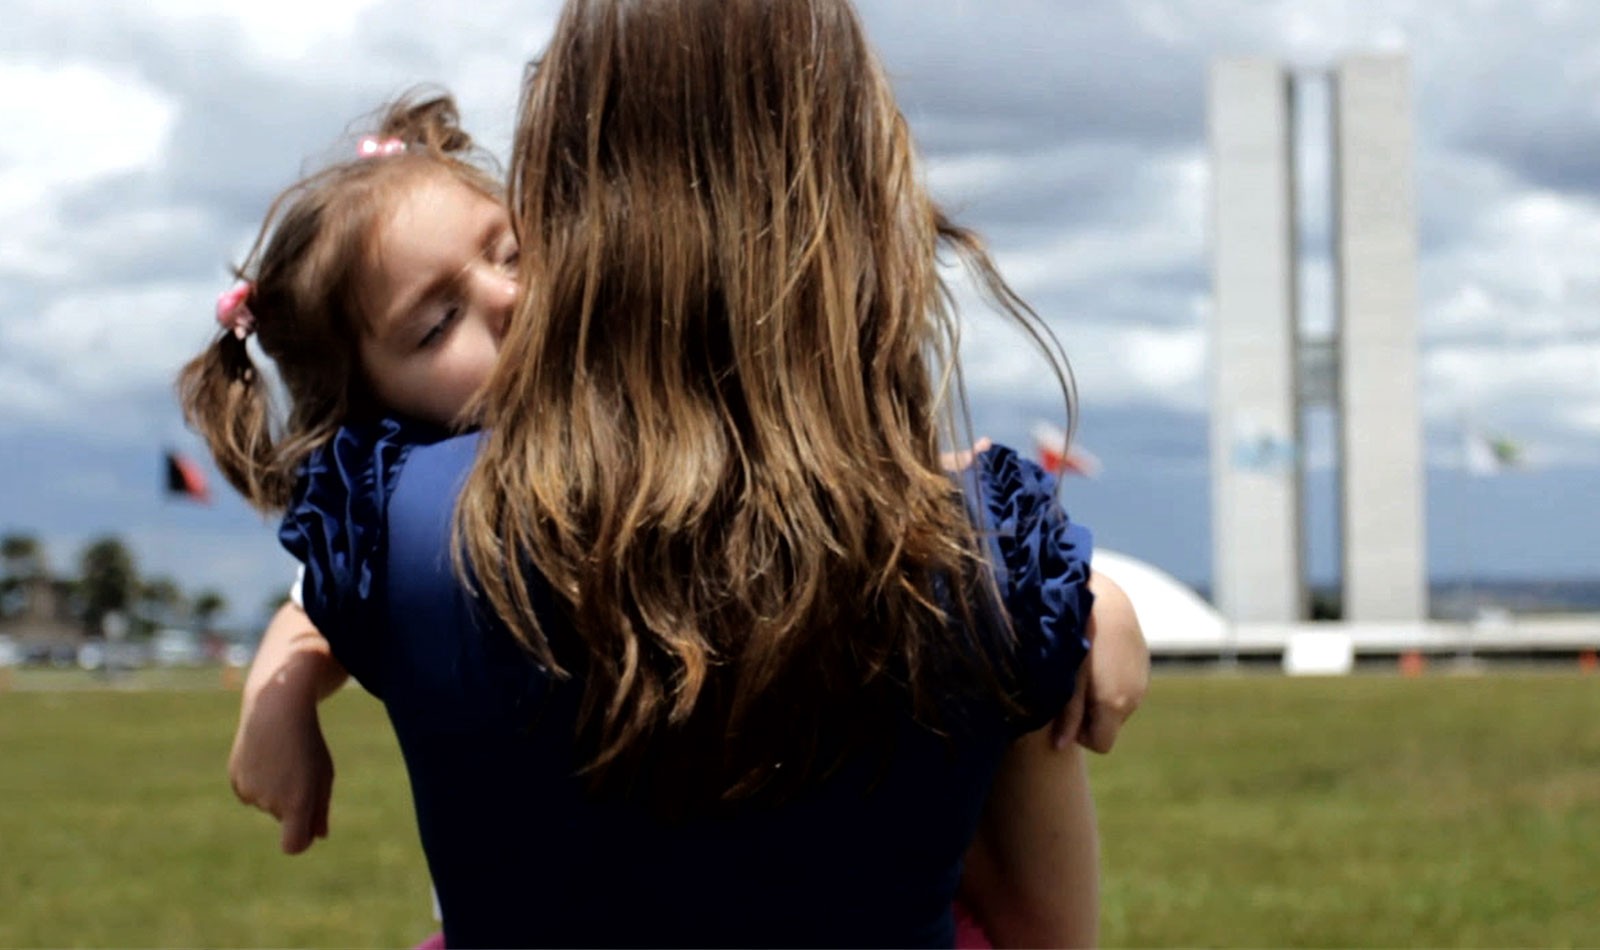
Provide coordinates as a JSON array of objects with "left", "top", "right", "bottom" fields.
[{"left": 281, "top": 420, "right": 1093, "bottom": 949}]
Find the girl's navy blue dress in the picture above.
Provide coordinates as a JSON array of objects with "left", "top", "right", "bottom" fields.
[{"left": 281, "top": 420, "right": 1093, "bottom": 949}]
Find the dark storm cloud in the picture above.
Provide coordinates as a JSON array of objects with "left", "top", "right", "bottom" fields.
[
  {"left": 1457, "top": 126, "right": 1600, "bottom": 197},
  {"left": 860, "top": 1, "right": 1207, "bottom": 157},
  {"left": 928, "top": 141, "right": 1198, "bottom": 248},
  {"left": 1404, "top": 4, "right": 1600, "bottom": 199},
  {"left": 1026, "top": 267, "right": 1205, "bottom": 331}
]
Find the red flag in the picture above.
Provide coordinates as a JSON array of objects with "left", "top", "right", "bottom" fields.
[
  {"left": 164, "top": 450, "right": 211, "bottom": 504},
  {"left": 1031, "top": 421, "right": 1101, "bottom": 478}
]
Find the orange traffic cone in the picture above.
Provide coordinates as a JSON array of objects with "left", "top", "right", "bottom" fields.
[{"left": 1398, "top": 650, "right": 1426, "bottom": 678}]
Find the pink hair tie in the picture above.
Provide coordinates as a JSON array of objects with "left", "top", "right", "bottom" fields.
[
  {"left": 358, "top": 136, "right": 407, "bottom": 158},
  {"left": 216, "top": 283, "right": 256, "bottom": 340}
]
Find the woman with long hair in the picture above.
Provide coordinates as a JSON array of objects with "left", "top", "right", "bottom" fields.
[{"left": 268, "top": 0, "right": 1144, "bottom": 944}]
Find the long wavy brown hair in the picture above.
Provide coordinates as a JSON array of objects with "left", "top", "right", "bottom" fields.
[{"left": 457, "top": 0, "right": 1075, "bottom": 801}]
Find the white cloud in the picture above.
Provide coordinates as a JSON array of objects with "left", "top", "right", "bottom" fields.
[
  {"left": 0, "top": 61, "right": 173, "bottom": 189},
  {"left": 1425, "top": 342, "right": 1600, "bottom": 420},
  {"left": 956, "top": 296, "right": 1207, "bottom": 415},
  {"left": 1566, "top": 399, "right": 1600, "bottom": 435},
  {"left": 135, "top": 0, "right": 385, "bottom": 61},
  {"left": 0, "top": 282, "right": 212, "bottom": 431},
  {"left": 1405, "top": 149, "right": 1600, "bottom": 454},
  {"left": 939, "top": 144, "right": 1210, "bottom": 415},
  {"left": 0, "top": 61, "right": 176, "bottom": 257},
  {"left": 0, "top": 368, "right": 66, "bottom": 419}
]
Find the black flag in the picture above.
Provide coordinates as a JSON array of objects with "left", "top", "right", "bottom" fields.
[{"left": 164, "top": 450, "right": 211, "bottom": 504}]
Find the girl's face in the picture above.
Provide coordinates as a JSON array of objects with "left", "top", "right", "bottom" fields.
[{"left": 358, "top": 174, "right": 518, "bottom": 426}]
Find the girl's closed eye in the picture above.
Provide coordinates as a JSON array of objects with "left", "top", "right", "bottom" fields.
[
  {"left": 494, "top": 237, "right": 520, "bottom": 275},
  {"left": 418, "top": 302, "right": 461, "bottom": 349}
]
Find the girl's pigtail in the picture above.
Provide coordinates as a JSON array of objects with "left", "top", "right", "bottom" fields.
[
  {"left": 175, "top": 324, "right": 285, "bottom": 513},
  {"left": 379, "top": 89, "right": 485, "bottom": 163}
]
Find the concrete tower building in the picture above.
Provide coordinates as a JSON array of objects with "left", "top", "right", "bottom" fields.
[
  {"left": 1207, "top": 54, "right": 1426, "bottom": 624},
  {"left": 1207, "top": 60, "right": 1304, "bottom": 623},
  {"left": 1333, "top": 56, "right": 1428, "bottom": 622}
]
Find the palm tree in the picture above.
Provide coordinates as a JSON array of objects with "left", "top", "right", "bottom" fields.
[
  {"left": 77, "top": 536, "right": 138, "bottom": 635},
  {"left": 137, "top": 576, "right": 187, "bottom": 633},
  {"left": 0, "top": 533, "right": 46, "bottom": 618},
  {"left": 193, "top": 590, "right": 228, "bottom": 635},
  {"left": 1, "top": 533, "right": 45, "bottom": 581}
]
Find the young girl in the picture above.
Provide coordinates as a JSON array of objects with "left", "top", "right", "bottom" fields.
[
  {"left": 177, "top": 88, "right": 514, "bottom": 941},
  {"left": 191, "top": 66, "right": 1145, "bottom": 950}
]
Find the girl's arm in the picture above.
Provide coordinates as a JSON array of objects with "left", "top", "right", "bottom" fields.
[
  {"left": 228, "top": 601, "right": 349, "bottom": 854},
  {"left": 960, "top": 655, "right": 1100, "bottom": 940},
  {"left": 1054, "top": 571, "right": 1148, "bottom": 752},
  {"left": 962, "top": 696, "right": 1099, "bottom": 948},
  {"left": 941, "top": 439, "right": 1149, "bottom": 754},
  {"left": 961, "top": 572, "right": 1147, "bottom": 947}
]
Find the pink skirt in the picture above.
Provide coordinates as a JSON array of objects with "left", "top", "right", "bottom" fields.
[
  {"left": 415, "top": 903, "right": 992, "bottom": 949},
  {"left": 953, "top": 899, "right": 993, "bottom": 949}
]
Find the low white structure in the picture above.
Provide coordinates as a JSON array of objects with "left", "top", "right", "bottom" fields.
[
  {"left": 1282, "top": 631, "right": 1356, "bottom": 676},
  {"left": 1092, "top": 549, "right": 1600, "bottom": 664},
  {"left": 1091, "top": 549, "right": 1227, "bottom": 653}
]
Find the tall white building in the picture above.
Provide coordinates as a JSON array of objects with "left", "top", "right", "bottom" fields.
[{"left": 1207, "top": 55, "right": 1427, "bottom": 623}]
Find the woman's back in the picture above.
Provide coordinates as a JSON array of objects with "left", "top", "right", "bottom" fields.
[
  {"left": 283, "top": 425, "right": 1091, "bottom": 947},
  {"left": 274, "top": 1, "right": 1100, "bottom": 943}
]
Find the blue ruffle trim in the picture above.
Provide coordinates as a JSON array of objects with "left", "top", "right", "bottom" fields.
[
  {"left": 972, "top": 443, "right": 1094, "bottom": 733},
  {"left": 278, "top": 417, "right": 447, "bottom": 695}
]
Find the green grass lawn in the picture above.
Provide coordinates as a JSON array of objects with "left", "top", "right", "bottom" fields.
[
  {"left": 1, "top": 671, "right": 1597, "bottom": 947},
  {"left": 1096, "top": 673, "right": 1600, "bottom": 948},
  {"left": 0, "top": 676, "right": 432, "bottom": 949}
]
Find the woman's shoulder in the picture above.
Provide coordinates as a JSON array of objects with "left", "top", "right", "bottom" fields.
[
  {"left": 276, "top": 418, "right": 478, "bottom": 691},
  {"left": 276, "top": 418, "right": 455, "bottom": 574},
  {"left": 965, "top": 442, "right": 1096, "bottom": 733}
]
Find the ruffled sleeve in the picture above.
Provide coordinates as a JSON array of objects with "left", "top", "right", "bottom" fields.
[
  {"left": 277, "top": 418, "right": 445, "bottom": 698},
  {"left": 969, "top": 442, "right": 1095, "bottom": 734}
]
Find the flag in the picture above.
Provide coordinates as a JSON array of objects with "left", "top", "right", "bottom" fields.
[
  {"left": 1031, "top": 421, "right": 1101, "bottom": 478},
  {"left": 1464, "top": 429, "right": 1521, "bottom": 477},
  {"left": 164, "top": 450, "right": 211, "bottom": 503}
]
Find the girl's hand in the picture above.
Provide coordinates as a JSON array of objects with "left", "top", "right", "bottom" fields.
[
  {"left": 229, "top": 675, "right": 334, "bottom": 853},
  {"left": 227, "top": 603, "right": 348, "bottom": 854},
  {"left": 1052, "top": 570, "right": 1148, "bottom": 753},
  {"left": 940, "top": 437, "right": 993, "bottom": 472}
]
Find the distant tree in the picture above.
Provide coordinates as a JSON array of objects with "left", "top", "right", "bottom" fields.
[
  {"left": 77, "top": 536, "right": 139, "bottom": 635},
  {"left": 137, "top": 576, "right": 187, "bottom": 633},
  {"left": 193, "top": 589, "right": 228, "bottom": 634},
  {"left": 0, "top": 532, "right": 47, "bottom": 617},
  {"left": 2, "top": 533, "right": 46, "bottom": 580},
  {"left": 261, "top": 590, "right": 291, "bottom": 619}
]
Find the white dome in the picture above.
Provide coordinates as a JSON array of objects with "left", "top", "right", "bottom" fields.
[{"left": 1092, "top": 549, "right": 1226, "bottom": 651}]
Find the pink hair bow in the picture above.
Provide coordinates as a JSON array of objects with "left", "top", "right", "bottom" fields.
[
  {"left": 358, "top": 136, "right": 407, "bottom": 158},
  {"left": 215, "top": 283, "right": 255, "bottom": 340}
]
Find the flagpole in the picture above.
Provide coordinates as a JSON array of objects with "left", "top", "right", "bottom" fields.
[{"left": 1460, "top": 413, "right": 1477, "bottom": 666}]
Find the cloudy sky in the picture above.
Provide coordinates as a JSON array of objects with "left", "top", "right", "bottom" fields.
[{"left": 3, "top": 0, "right": 1597, "bottom": 626}]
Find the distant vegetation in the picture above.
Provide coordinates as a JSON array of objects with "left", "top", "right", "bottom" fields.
[
  {"left": 1, "top": 531, "right": 230, "bottom": 639},
  {"left": 1189, "top": 578, "right": 1600, "bottom": 620}
]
